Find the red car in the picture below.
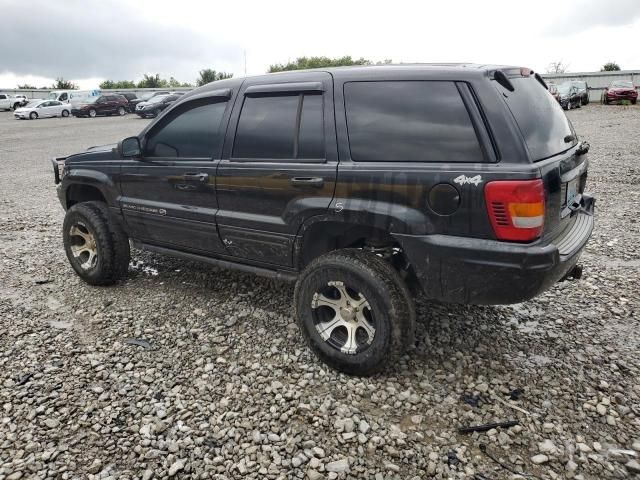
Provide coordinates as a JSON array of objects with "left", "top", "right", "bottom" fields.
[{"left": 603, "top": 80, "right": 637, "bottom": 105}]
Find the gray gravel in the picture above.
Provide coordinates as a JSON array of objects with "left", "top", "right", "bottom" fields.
[{"left": 0, "top": 106, "right": 639, "bottom": 479}]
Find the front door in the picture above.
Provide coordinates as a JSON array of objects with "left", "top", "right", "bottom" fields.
[
  {"left": 118, "top": 91, "right": 234, "bottom": 254},
  {"left": 216, "top": 72, "right": 337, "bottom": 266}
]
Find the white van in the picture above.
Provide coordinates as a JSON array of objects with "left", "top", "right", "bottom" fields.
[{"left": 48, "top": 89, "right": 101, "bottom": 104}]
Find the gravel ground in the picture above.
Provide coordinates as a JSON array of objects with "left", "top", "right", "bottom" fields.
[{"left": 0, "top": 106, "right": 639, "bottom": 480}]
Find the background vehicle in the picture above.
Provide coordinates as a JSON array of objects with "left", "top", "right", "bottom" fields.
[
  {"left": 71, "top": 94, "right": 129, "bottom": 118},
  {"left": 556, "top": 83, "right": 581, "bottom": 110},
  {"left": 602, "top": 80, "right": 637, "bottom": 104},
  {"left": 52, "top": 65, "right": 593, "bottom": 375},
  {"left": 0, "top": 93, "right": 27, "bottom": 111},
  {"left": 129, "top": 91, "right": 171, "bottom": 110},
  {"left": 48, "top": 89, "right": 101, "bottom": 104},
  {"left": 14, "top": 100, "right": 71, "bottom": 119},
  {"left": 135, "top": 94, "right": 181, "bottom": 118},
  {"left": 548, "top": 83, "right": 560, "bottom": 102},
  {"left": 116, "top": 92, "right": 138, "bottom": 112},
  {"left": 569, "top": 80, "right": 589, "bottom": 105}
]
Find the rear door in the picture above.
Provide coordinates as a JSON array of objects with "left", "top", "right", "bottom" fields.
[
  {"left": 119, "top": 90, "right": 234, "bottom": 254},
  {"left": 216, "top": 73, "right": 337, "bottom": 266}
]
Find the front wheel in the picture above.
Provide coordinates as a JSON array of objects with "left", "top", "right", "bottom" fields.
[
  {"left": 294, "top": 249, "right": 415, "bottom": 376},
  {"left": 61, "top": 110, "right": 69, "bottom": 117},
  {"left": 29, "top": 112, "right": 38, "bottom": 120},
  {"left": 88, "top": 108, "right": 97, "bottom": 118},
  {"left": 632, "top": 99, "right": 637, "bottom": 105},
  {"left": 117, "top": 106, "right": 126, "bottom": 116},
  {"left": 63, "top": 202, "right": 130, "bottom": 285}
]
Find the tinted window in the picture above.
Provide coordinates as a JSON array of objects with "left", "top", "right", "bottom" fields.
[
  {"left": 145, "top": 100, "right": 227, "bottom": 158},
  {"left": 345, "top": 81, "right": 483, "bottom": 162},
  {"left": 233, "top": 95, "right": 299, "bottom": 158},
  {"left": 499, "top": 77, "right": 576, "bottom": 161},
  {"left": 298, "top": 94, "right": 324, "bottom": 158}
]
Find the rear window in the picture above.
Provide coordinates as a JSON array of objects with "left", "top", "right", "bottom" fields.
[
  {"left": 499, "top": 77, "right": 576, "bottom": 161},
  {"left": 344, "top": 81, "right": 483, "bottom": 162}
]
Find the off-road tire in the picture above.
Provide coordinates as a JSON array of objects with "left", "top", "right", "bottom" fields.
[
  {"left": 294, "top": 249, "right": 416, "bottom": 376},
  {"left": 63, "top": 201, "right": 130, "bottom": 286}
]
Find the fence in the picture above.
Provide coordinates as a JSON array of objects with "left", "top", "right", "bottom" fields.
[{"left": 0, "top": 87, "right": 193, "bottom": 100}]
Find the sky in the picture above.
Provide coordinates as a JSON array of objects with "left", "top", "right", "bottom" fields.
[{"left": 1, "top": 0, "right": 639, "bottom": 89}]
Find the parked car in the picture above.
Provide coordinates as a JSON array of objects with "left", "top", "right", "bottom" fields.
[
  {"left": 14, "top": 100, "right": 71, "bottom": 119},
  {"left": 13, "top": 95, "right": 29, "bottom": 108},
  {"left": 51, "top": 64, "right": 594, "bottom": 375},
  {"left": 135, "top": 94, "right": 181, "bottom": 118},
  {"left": 0, "top": 93, "right": 28, "bottom": 111},
  {"left": 569, "top": 80, "right": 589, "bottom": 105},
  {"left": 548, "top": 83, "right": 560, "bottom": 102},
  {"left": 116, "top": 92, "right": 139, "bottom": 112},
  {"left": 602, "top": 80, "right": 637, "bottom": 105},
  {"left": 71, "top": 94, "right": 129, "bottom": 117},
  {"left": 129, "top": 91, "right": 171, "bottom": 111},
  {"left": 556, "top": 83, "right": 581, "bottom": 110}
]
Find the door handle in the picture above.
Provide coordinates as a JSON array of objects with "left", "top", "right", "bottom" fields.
[
  {"left": 183, "top": 173, "right": 209, "bottom": 183},
  {"left": 290, "top": 177, "right": 324, "bottom": 188}
]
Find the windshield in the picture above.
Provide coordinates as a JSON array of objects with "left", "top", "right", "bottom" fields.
[
  {"left": 611, "top": 81, "right": 633, "bottom": 88},
  {"left": 47, "top": 92, "right": 58, "bottom": 100},
  {"left": 497, "top": 77, "right": 577, "bottom": 162},
  {"left": 557, "top": 84, "right": 572, "bottom": 94},
  {"left": 148, "top": 95, "right": 168, "bottom": 104},
  {"left": 26, "top": 100, "right": 43, "bottom": 107}
]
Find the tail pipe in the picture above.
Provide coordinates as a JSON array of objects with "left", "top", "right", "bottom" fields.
[{"left": 561, "top": 264, "right": 583, "bottom": 281}]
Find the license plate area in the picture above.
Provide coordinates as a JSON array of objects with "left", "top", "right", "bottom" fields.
[{"left": 566, "top": 177, "right": 579, "bottom": 205}]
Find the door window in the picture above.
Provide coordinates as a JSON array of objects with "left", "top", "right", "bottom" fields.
[
  {"left": 344, "top": 81, "right": 483, "bottom": 162},
  {"left": 233, "top": 93, "right": 325, "bottom": 160},
  {"left": 144, "top": 99, "right": 228, "bottom": 159}
]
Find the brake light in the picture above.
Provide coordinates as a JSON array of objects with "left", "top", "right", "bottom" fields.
[{"left": 484, "top": 179, "right": 545, "bottom": 242}]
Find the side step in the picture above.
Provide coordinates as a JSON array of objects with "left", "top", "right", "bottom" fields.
[{"left": 132, "top": 241, "right": 298, "bottom": 282}]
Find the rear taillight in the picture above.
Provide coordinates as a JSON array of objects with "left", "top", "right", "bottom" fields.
[{"left": 484, "top": 179, "right": 545, "bottom": 242}]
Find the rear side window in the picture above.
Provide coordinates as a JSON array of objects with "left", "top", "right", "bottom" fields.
[
  {"left": 233, "top": 93, "right": 324, "bottom": 160},
  {"left": 145, "top": 99, "right": 227, "bottom": 158},
  {"left": 498, "top": 77, "right": 576, "bottom": 161},
  {"left": 344, "top": 81, "right": 483, "bottom": 162}
]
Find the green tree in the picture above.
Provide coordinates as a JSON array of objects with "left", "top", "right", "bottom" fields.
[
  {"left": 137, "top": 74, "right": 169, "bottom": 89},
  {"left": 601, "top": 62, "right": 621, "bottom": 71},
  {"left": 196, "top": 69, "right": 233, "bottom": 87},
  {"left": 268, "top": 56, "right": 371, "bottom": 73},
  {"left": 17, "top": 83, "right": 37, "bottom": 89},
  {"left": 52, "top": 77, "right": 78, "bottom": 89},
  {"left": 100, "top": 80, "right": 136, "bottom": 89}
]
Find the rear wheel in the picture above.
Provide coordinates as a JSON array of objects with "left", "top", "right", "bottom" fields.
[
  {"left": 117, "top": 106, "right": 126, "bottom": 116},
  {"left": 88, "top": 108, "right": 97, "bottom": 118},
  {"left": 61, "top": 110, "right": 69, "bottom": 117},
  {"left": 632, "top": 99, "right": 637, "bottom": 105},
  {"left": 29, "top": 112, "right": 37, "bottom": 120},
  {"left": 62, "top": 201, "right": 130, "bottom": 285},
  {"left": 294, "top": 249, "right": 415, "bottom": 376}
]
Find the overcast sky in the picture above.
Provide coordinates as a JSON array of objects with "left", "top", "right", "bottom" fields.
[{"left": 1, "top": 0, "right": 639, "bottom": 89}]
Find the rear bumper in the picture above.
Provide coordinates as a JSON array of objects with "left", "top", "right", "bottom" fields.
[{"left": 394, "top": 194, "right": 595, "bottom": 305}]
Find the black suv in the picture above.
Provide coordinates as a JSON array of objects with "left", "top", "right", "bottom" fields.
[
  {"left": 52, "top": 65, "right": 594, "bottom": 375},
  {"left": 135, "top": 93, "right": 182, "bottom": 118}
]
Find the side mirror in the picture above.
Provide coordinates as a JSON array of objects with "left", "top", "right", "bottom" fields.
[{"left": 119, "top": 136, "right": 141, "bottom": 158}]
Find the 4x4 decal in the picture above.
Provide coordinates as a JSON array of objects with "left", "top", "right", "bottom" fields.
[{"left": 453, "top": 174, "right": 482, "bottom": 186}]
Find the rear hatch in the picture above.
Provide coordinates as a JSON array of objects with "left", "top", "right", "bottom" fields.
[{"left": 495, "top": 72, "right": 588, "bottom": 241}]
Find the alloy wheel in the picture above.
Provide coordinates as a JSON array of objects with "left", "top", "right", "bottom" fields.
[
  {"left": 311, "top": 280, "right": 376, "bottom": 355},
  {"left": 68, "top": 222, "right": 98, "bottom": 270}
]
